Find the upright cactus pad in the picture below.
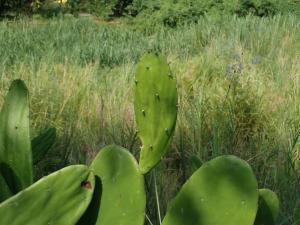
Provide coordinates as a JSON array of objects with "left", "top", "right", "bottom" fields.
[
  {"left": 162, "top": 155, "right": 258, "bottom": 225},
  {"left": 254, "top": 189, "right": 280, "bottom": 225},
  {"left": 80, "top": 145, "right": 146, "bottom": 225},
  {"left": 134, "top": 52, "right": 178, "bottom": 174},
  {"left": 0, "top": 80, "right": 32, "bottom": 192},
  {"left": 0, "top": 165, "right": 94, "bottom": 225},
  {"left": 31, "top": 127, "right": 56, "bottom": 165}
]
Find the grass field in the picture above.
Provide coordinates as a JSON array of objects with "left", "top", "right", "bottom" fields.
[{"left": 0, "top": 14, "right": 299, "bottom": 224}]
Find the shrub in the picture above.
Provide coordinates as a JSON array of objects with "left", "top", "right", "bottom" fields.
[
  {"left": 128, "top": 1, "right": 206, "bottom": 29},
  {"left": 0, "top": 0, "right": 33, "bottom": 16},
  {"left": 65, "top": 0, "right": 133, "bottom": 18},
  {"left": 235, "top": 0, "right": 278, "bottom": 17}
]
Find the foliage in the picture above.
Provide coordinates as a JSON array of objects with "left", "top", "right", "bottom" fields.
[
  {"left": 0, "top": 53, "right": 281, "bottom": 225},
  {"left": 0, "top": 15, "right": 299, "bottom": 224},
  {"left": 0, "top": 0, "right": 33, "bottom": 15},
  {"left": 235, "top": 0, "right": 278, "bottom": 17},
  {"left": 65, "top": 0, "right": 133, "bottom": 18},
  {"left": 126, "top": 0, "right": 292, "bottom": 28}
]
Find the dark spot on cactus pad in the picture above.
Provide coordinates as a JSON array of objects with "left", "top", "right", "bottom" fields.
[
  {"left": 15, "top": 126, "right": 18, "bottom": 130},
  {"left": 135, "top": 80, "right": 138, "bottom": 85},
  {"left": 146, "top": 66, "right": 150, "bottom": 70},
  {"left": 81, "top": 181, "right": 92, "bottom": 189},
  {"left": 142, "top": 109, "right": 146, "bottom": 116}
]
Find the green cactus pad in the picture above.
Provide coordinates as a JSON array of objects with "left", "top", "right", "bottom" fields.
[
  {"left": 134, "top": 52, "right": 178, "bottom": 174},
  {"left": 0, "top": 165, "right": 95, "bottom": 225},
  {"left": 162, "top": 155, "right": 258, "bottom": 225},
  {"left": 0, "top": 79, "right": 32, "bottom": 192},
  {"left": 31, "top": 127, "right": 56, "bottom": 165},
  {"left": 254, "top": 189, "right": 280, "bottom": 225},
  {"left": 80, "top": 145, "right": 146, "bottom": 225}
]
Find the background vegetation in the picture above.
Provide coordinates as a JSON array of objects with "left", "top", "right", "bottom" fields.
[{"left": 0, "top": 0, "right": 299, "bottom": 224}]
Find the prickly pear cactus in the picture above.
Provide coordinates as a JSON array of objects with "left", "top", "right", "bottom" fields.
[
  {"left": 0, "top": 80, "right": 32, "bottom": 193},
  {"left": 254, "top": 189, "right": 280, "bottom": 225},
  {"left": 0, "top": 165, "right": 95, "bottom": 225},
  {"left": 31, "top": 127, "right": 56, "bottom": 165},
  {"left": 134, "top": 52, "right": 178, "bottom": 174},
  {"left": 162, "top": 155, "right": 258, "bottom": 225},
  {"left": 79, "top": 145, "right": 146, "bottom": 225}
]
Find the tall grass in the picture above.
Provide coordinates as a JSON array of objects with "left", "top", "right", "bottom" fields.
[{"left": 0, "top": 14, "right": 299, "bottom": 224}]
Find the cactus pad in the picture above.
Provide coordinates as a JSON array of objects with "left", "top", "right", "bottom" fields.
[
  {"left": 81, "top": 145, "right": 146, "bottom": 225},
  {"left": 254, "top": 188, "right": 280, "bottom": 225},
  {"left": 0, "top": 79, "right": 32, "bottom": 192},
  {"left": 162, "top": 155, "right": 258, "bottom": 225},
  {"left": 134, "top": 52, "right": 178, "bottom": 174},
  {"left": 0, "top": 165, "right": 95, "bottom": 225}
]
